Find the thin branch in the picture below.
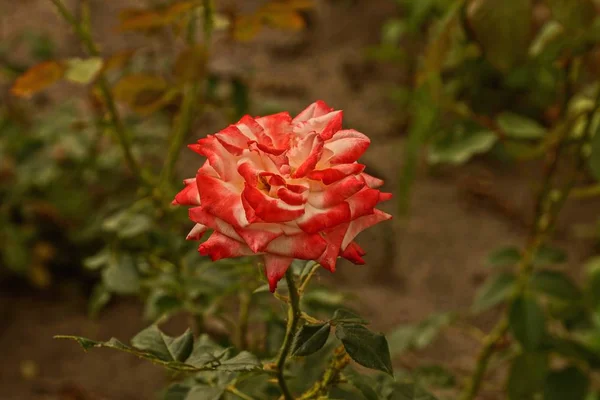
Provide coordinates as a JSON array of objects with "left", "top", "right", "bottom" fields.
[{"left": 276, "top": 268, "right": 301, "bottom": 400}]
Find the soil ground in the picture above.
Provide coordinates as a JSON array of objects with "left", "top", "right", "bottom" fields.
[{"left": 1, "top": 0, "right": 600, "bottom": 399}]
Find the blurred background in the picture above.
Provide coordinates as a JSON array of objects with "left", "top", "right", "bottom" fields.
[{"left": 3, "top": 0, "right": 600, "bottom": 399}]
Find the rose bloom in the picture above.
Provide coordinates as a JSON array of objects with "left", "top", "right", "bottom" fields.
[{"left": 173, "top": 101, "right": 392, "bottom": 291}]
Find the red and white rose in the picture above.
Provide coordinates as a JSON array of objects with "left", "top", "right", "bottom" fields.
[{"left": 173, "top": 100, "right": 392, "bottom": 291}]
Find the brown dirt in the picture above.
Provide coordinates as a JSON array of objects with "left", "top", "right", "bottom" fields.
[{"left": 2, "top": 0, "right": 600, "bottom": 399}]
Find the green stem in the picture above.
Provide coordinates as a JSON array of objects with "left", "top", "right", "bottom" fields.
[
  {"left": 276, "top": 268, "right": 301, "bottom": 400},
  {"left": 49, "top": 0, "right": 142, "bottom": 180},
  {"left": 459, "top": 88, "right": 600, "bottom": 400}
]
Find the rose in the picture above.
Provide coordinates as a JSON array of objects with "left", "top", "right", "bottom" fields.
[{"left": 173, "top": 101, "right": 392, "bottom": 291}]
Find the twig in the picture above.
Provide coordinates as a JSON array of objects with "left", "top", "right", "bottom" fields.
[
  {"left": 459, "top": 87, "right": 600, "bottom": 400},
  {"left": 299, "top": 346, "right": 351, "bottom": 399},
  {"left": 50, "top": 0, "right": 142, "bottom": 180}
]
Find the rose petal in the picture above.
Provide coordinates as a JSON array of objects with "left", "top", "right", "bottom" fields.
[
  {"left": 341, "top": 241, "right": 366, "bottom": 264},
  {"left": 189, "top": 207, "right": 243, "bottom": 241},
  {"left": 237, "top": 115, "right": 273, "bottom": 147},
  {"left": 324, "top": 129, "right": 370, "bottom": 164},
  {"left": 307, "top": 163, "right": 366, "bottom": 185},
  {"left": 190, "top": 136, "right": 237, "bottom": 181},
  {"left": 288, "top": 133, "right": 324, "bottom": 178},
  {"left": 361, "top": 172, "right": 384, "bottom": 188},
  {"left": 172, "top": 178, "right": 201, "bottom": 206},
  {"left": 296, "top": 202, "right": 351, "bottom": 234},
  {"left": 293, "top": 110, "right": 343, "bottom": 139},
  {"left": 342, "top": 209, "right": 392, "bottom": 249},
  {"left": 186, "top": 223, "right": 208, "bottom": 240},
  {"left": 308, "top": 175, "right": 365, "bottom": 209},
  {"left": 265, "top": 232, "right": 327, "bottom": 260},
  {"left": 196, "top": 170, "right": 249, "bottom": 228},
  {"left": 316, "top": 223, "right": 349, "bottom": 272},
  {"left": 346, "top": 187, "right": 380, "bottom": 219},
  {"left": 292, "top": 100, "right": 333, "bottom": 124},
  {"left": 234, "top": 224, "right": 282, "bottom": 253},
  {"left": 263, "top": 254, "right": 293, "bottom": 292},
  {"left": 256, "top": 112, "right": 292, "bottom": 148},
  {"left": 214, "top": 125, "right": 251, "bottom": 155},
  {"left": 242, "top": 183, "right": 305, "bottom": 223},
  {"left": 199, "top": 232, "right": 254, "bottom": 261}
]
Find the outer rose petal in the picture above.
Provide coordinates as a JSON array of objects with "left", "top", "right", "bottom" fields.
[
  {"left": 307, "top": 163, "right": 366, "bottom": 185},
  {"left": 215, "top": 125, "right": 251, "bottom": 155},
  {"left": 341, "top": 242, "right": 366, "bottom": 264},
  {"left": 242, "top": 183, "right": 305, "bottom": 223},
  {"left": 234, "top": 224, "right": 282, "bottom": 253},
  {"left": 264, "top": 254, "right": 294, "bottom": 292},
  {"left": 265, "top": 232, "right": 327, "bottom": 260},
  {"left": 342, "top": 209, "right": 392, "bottom": 249},
  {"left": 361, "top": 172, "right": 384, "bottom": 188},
  {"left": 190, "top": 136, "right": 237, "bottom": 181},
  {"left": 199, "top": 232, "right": 255, "bottom": 261},
  {"left": 308, "top": 175, "right": 364, "bottom": 209},
  {"left": 346, "top": 187, "right": 381, "bottom": 219},
  {"left": 316, "top": 223, "right": 349, "bottom": 272},
  {"left": 172, "top": 178, "right": 200, "bottom": 206},
  {"left": 293, "top": 110, "right": 343, "bottom": 140},
  {"left": 237, "top": 115, "right": 273, "bottom": 147},
  {"left": 186, "top": 223, "right": 208, "bottom": 240},
  {"left": 189, "top": 207, "right": 243, "bottom": 241},
  {"left": 256, "top": 112, "right": 292, "bottom": 148},
  {"left": 292, "top": 100, "right": 333, "bottom": 124},
  {"left": 324, "top": 129, "right": 370, "bottom": 164},
  {"left": 297, "top": 202, "right": 351, "bottom": 234},
  {"left": 196, "top": 170, "right": 249, "bottom": 228}
]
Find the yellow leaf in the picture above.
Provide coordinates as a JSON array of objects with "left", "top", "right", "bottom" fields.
[
  {"left": 117, "top": 1, "right": 196, "bottom": 32},
  {"left": 11, "top": 61, "right": 66, "bottom": 98},
  {"left": 65, "top": 57, "right": 104, "bottom": 84},
  {"left": 263, "top": 0, "right": 314, "bottom": 12},
  {"left": 173, "top": 45, "right": 207, "bottom": 83},
  {"left": 113, "top": 74, "right": 175, "bottom": 115}
]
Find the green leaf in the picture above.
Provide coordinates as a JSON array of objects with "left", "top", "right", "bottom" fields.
[
  {"left": 163, "top": 383, "right": 190, "bottom": 400},
  {"left": 533, "top": 245, "right": 567, "bottom": 265},
  {"left": 487, "top": 246, "right": 521, "bottom": 267},
  {"left": 509, "top": 295, "right": 546, "bottom": 351},
  {"left": 131, "top": 326, "right": 194, "bottom": 362},
  {"left": 292, "top": 323, "right": 331, "bottom": 356},
  {"left": 497, "top": 112, "right": 547, "bottom": 139},
  {"left": 389, "top": 383, "right": 439, "bottom": 400},
  {"left": 88, "top": 284, "right": 111, "bottom": 319},
  {"left": 414, "top": 365, "right": 456, "bottom": 388},
  {"left": 331, "top": 309, "right": 369, "bottom": 325},
  {"left": 387, "top": 313, "right": 453, "bottom": 356},
  {"left": 544, "top": 366, "right": 589, "bottom": 400},
  {"left": 428, "top": 130, "right": 497, "bottom": 165},
  {"left": 507, "top": 352, "right": 548, "bottom": 400},
  {"left": 102, "top": 254, "right": 140, "bottom": 295},
  {"left": 64, "top": 57, "right": 103, "bottom": 84},
  {"left": 335, "top": 324, "right": 393, "bottom": 376},
  {"left": 543, "top": 336, "right": 600, "bottom": 368},
  {"left": 345, "top": 371, "right": 379, "bottom": 400},
  {"left": 217, "top": 351, "right": 261, "bottom": 372},
  {"left": 466, "top": 0, "right": 532, "bottom": 72},
  {"left": 472, "top": 272, "right": 516, "bottom": 313},
  {"left": 55, "top": 329, "right": 260, "bottom": 373},
  {"left": 530, "top": 270, "right": 581, "bottom": 301},
  {"left": 186, "top": 386, "right": 225, "bottom": 400},
  {"left": 83, "top": 248, "right": 110, "bottom": 270}
]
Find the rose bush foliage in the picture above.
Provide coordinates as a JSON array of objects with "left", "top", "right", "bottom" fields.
[{"left": 173, "top": 101, "right": 392, "bottom": 291}]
